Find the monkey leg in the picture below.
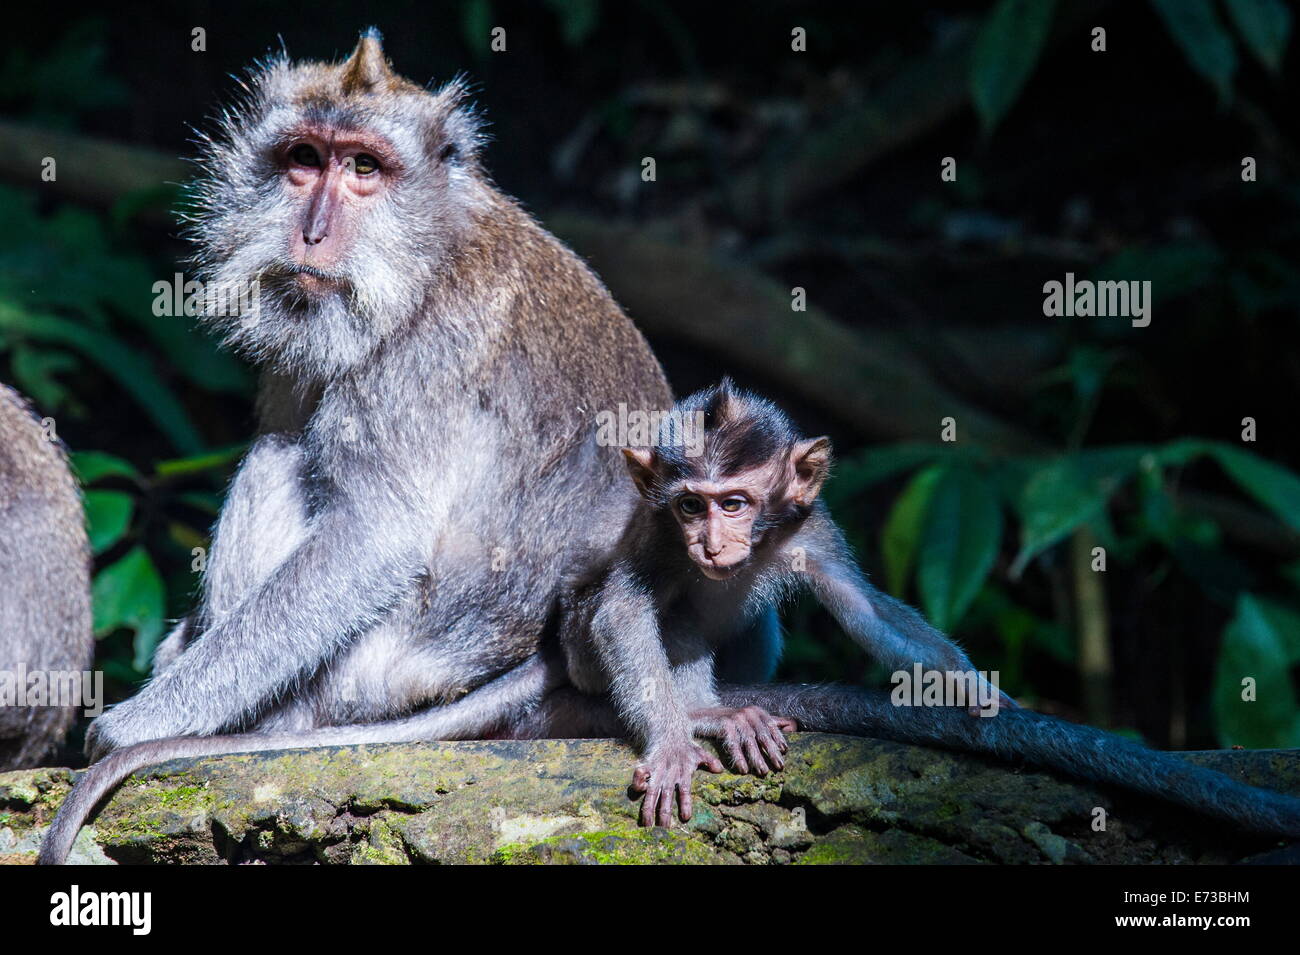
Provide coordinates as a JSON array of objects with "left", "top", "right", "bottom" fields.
[
  {"left": 149, "top": 619, "right": 190, "bottom": 675},
  {"left": 141, "top": 435, "right": 311, "bottom": 679}
]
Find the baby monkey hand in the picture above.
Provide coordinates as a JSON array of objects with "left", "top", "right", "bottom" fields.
[
  {"left": 691, "top": 706, "right": 797, "bottom": 776},
  {"left": 632, "top": 741, "right": 724, "bottom": 827}
]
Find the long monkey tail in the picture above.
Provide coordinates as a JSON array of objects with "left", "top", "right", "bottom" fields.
[{"left": 719, "top": 683, "right": 1300, "bottom": 838}]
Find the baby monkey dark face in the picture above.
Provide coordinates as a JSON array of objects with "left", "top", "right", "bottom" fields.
[{"left": 623, "top": 431, "right": 831, "bottom": 581}]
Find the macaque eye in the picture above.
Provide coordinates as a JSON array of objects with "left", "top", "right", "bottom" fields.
[
  {"left": 439, "top": 142, "right": 459, "bottom": 163},
  {"left": 289, "top": 144, "right": 321, "bottom": 167},
  {"left": 677, "top": 495, "right": 705, "bottom": 516},
  {"left": 352, "top": 153, "right": 380, "bottom": 175},
  {"left": 720, "top": 497, "right": 748, "bottom": 513}
]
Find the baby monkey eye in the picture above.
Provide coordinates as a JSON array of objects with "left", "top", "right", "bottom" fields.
[
  {"left": 289, "top": 144, "right": 321, "bottom": 167},
  {"left": 720, "top": 497, "right": 748, "bottom": 513},
  {"left": 677, "top": 495, "right": 705, "bottom": 516},
  {"left": 352, "top": 153, "right": 380, "bottom": 175}
]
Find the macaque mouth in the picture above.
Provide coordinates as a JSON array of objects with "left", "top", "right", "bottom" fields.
[
  {"left": 283, "top": 264, "right": 341, "bottom": 281},
  {"left": 264, "top": 263, "right": 351, "bottom": 297},
  {"left": 697, "top": 555, "right": 749, "bottom": 580}
]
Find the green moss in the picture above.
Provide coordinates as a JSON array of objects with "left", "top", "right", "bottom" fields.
[
  {"left": 2, "top": 784, "right": 38, "bottom": 807},
  {"left": 99, "top": 814, "right": 167, "bottom": 839},
  {"left": 349, "top": 816, "right": 411, "bottom": 865},
  {"left": 156, "top": 784, "right": 206, "bottom": 808},
  {"left": 493, "top": 828, "right": 724, "bottom": 865},
  {"left": 935, "top": 800, "right": 963, "bottom": 820}
]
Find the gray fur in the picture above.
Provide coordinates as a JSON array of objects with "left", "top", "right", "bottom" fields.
[{"left": 0, "top": 383, "right": 93, "bottom": 769}]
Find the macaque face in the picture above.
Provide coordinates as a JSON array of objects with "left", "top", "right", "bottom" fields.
[
  {"left": 672, "top": 480, "right": 764, "bottom": 580},
  {"left": 190, "top": 34, "right": 482, "bottom": 377},
  {"left": 623, "top": 419, "right": 831, "bottom": 583},
  {"left": 272, "top": 129, "right": 400, "bottom": 297}
]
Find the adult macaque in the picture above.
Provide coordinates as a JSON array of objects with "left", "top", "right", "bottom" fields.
[
  {"left": 82, "top": 33, "right": 674, "bottom": 763},
  {"left": 0, "top": 384, "right": 93, "bottom": 769},
  {"left": 42, "top": 30, "right": 787, "bottom": 865}
]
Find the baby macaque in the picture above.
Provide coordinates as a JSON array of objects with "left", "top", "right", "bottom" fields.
[{"left": 556, "top": 378, "right": 1006, "bottom": 826}]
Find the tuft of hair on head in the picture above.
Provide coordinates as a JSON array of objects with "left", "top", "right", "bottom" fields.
[
  {"left": 643, "top": 378, "right": 833, "bottom": 513},
  {"left": 677, "top": 378, "right": 797, "bottom": 473},
  {"left": 340, "top": 27, "right": 397, "bottom": 95}
]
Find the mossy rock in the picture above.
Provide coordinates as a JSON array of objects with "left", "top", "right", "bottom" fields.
[{"left": 2, "top": 735, "right": 1297, "bottom": 865}]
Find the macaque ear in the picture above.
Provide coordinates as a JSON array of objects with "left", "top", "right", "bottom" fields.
[
  {"left": 621, "top": 447, "right": 658, "bottom": 499},
  {"left": 789, "top": 437, "right": 832, "bottom": 506}
]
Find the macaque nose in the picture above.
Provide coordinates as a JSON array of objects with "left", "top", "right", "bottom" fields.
[{"left": 303, "top": 229, "right": 327, "bottom": 246}]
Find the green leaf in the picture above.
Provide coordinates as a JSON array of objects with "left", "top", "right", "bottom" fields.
[
  {"left": 1135, "top": 456, "right": 1176, "bottom": 543},
  {"left": 168, "top": 521, "right": 208, "bottom": 553},
  {"left": 1093, "top": 241, "right": 1223, "bottom": 306},
  {"left": 833, "top": 443, "right": 946, "bottom": 494},
  {"left": 1150, "top": 0, "right": 1238, "bottom": 104},
  {"left": 970, "top": 0, "right": 1057, "bottom": 135},
  {"left": 1155, "top": 437, "right": 1214, "bottom": 467},
  {"left": 83, "top": 490, "right": 134, "bottom": 555},
  {"left": 1167, "top": 537, "right": 1254, "bottom": 606},
  {"left": 91, "top": 546, "right": 166, "bottom": 672},
  {"left": 1213, "top": 594, "right": 1300, "bottom": 748},
  {"left": 0, "top": 301, "right": 204, "bottom": 454},
  {"left": 918, "top": 468, "right": 1002, "bottom": 630},
  {"left": 155, "top": 444, "right": 247, "bottom": 478},
  {"left": 1280, "top": 561, "right": 1300, "bottom": 593},
  {"left": 1154, "top": 440, "right": 1300, "bottom": 534},
  {"left": 1207, "top": 444, "right": 1300, "bottom": 533},
  {"left": 177, "top": 490, "right": 223, "bottom": 516},
  {"left": 881, "top": 464, "right": 946, "bottom": 596},
  {"left": 1010, "top": 454, "right": 1133, "bottom": 576},
  {"left": 10, "top": 345, "right": 78, "bottom": 411},
  {"left": 130, "top": 310, "right": 251, "bottom": 395},
  {"left": 70, "top": 451, "right": 140, "bottom": 485},
  {"left": 1223, "top": 0, "right": 1291, "bottom": 73}
]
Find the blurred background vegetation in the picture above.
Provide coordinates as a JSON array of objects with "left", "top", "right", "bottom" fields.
[{"left": 1, "top": 0, "right": 1298, "bottom": 754}]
